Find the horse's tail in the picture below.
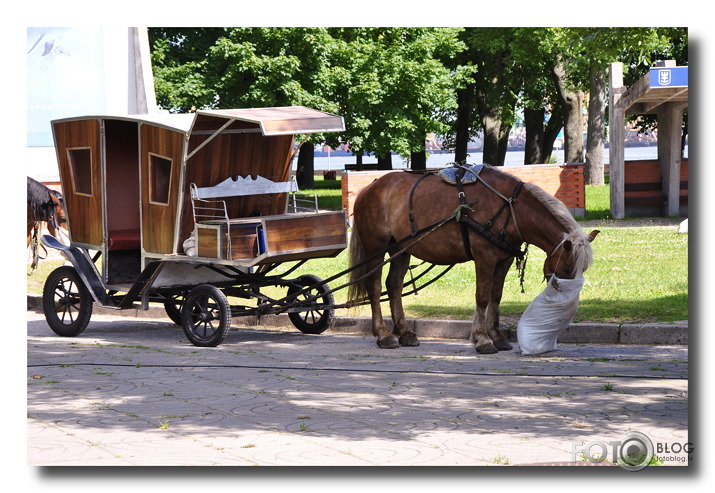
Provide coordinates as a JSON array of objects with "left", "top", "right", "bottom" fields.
[{"left": 347, "top": 225, "right": 369, "bottom": 306}]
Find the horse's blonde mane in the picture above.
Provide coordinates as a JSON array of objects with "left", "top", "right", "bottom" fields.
[
  {"left": 523, "top": 181, "right": 594, "bottom": 274},
  {"left": 523, "top": 182, "right": 579, "bottom": 232}
]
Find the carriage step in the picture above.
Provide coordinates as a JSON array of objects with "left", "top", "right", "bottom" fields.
[{"left": 41, "top": 234, "right": 114, "bottom": 307}]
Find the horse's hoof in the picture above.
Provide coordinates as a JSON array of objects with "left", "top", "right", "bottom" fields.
[
  {"left": 399, "top": 332, "right": 420, "bottom": 347},
  {"left": 476, "top": 343, "right": 498, "bottom": 354},
  {"left": 494, "top": 340, "right": 513, "bottom": 351},
  {"left": 377, "top": 336, "right": 400, "bottom": 349}
]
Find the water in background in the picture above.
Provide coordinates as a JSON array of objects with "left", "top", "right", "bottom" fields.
[{"left": 298, "top": 145, "right": 687, "bottom": 172}]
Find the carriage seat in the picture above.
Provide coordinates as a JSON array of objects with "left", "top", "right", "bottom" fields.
[
  {"left": 438, "top": 164, "right": 485, "bottom": 185},
  {"left": 108, "top": 228, "right": 141, "bottom": 250}
]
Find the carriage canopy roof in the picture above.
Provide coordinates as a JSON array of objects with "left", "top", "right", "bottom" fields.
[
  {"left": 194, "top": 107, "right": 345, "bottom": 136},
  {"left": 52, "top": 106, "right": 345, "bottom": 136}
]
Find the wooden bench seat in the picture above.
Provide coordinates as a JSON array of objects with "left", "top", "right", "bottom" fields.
[{"left": 188, "top": 176, "right": 346, "bottom": 264}]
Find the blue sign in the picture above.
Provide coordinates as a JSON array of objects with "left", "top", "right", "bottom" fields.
[{"left": 650, "top": 66, "right": 688, "bottom": 88}]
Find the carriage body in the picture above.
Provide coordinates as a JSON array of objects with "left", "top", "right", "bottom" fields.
[{"left": 44, "top": 107, "right": 347, "bottom": 345}]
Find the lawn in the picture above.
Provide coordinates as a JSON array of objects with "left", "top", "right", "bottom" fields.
[
  {"left": 28, "top": 176, "right": 688, "bottom": 324},
  {"left": 252, "top": 223, "right": 688, "bottom": 324}
]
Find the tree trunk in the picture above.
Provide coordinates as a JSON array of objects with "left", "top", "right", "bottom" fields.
[
  {"left": 482, "top": 112, "right": 505, "bottom": 166},
  {"left": 524, "top": 107, "right": 545, "bottom": 164},
  {"left": 585, "top": 61, "right": 606, "bottom": 185},
  {"left": 543, "top": 102, "right": 564, "bottom": 163},
  {"left": 411, "top": 134, "right": 427, "bottom": 171},
  {"left": 377, "top": 153, "right": 393, "bottom": 170},
  {"left": 455, "top": 86, "right": 472, "bottom": 165},
  {"left": 411, "top": 150, "right": 426, "bottom": 170},
  {"left": 497, "top": 122, "right": 510, "bottom": 166},
  {"left": 552, "top": 56, "right": 584, "bottom": 164},
  {"left": 296, "top": 141, "right": 314, "bottom": 189}
]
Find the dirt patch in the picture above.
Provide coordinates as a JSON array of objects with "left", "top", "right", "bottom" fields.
[{"left": 579, "top": 217, "right": 683, "bottom": 229}]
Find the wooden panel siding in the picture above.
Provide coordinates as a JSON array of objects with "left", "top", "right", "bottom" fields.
[
  {"left": 263, "top": 212, "right": 346, "bottom": 254},
  {"left": 52, "top": 119, "right": 104, "bottom": 246},
  {"left": 140, "top": 124, "right": 185, "bottom": 254}
]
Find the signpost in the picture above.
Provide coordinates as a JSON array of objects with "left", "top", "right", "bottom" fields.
[{"left": 650, "top": 66, "right": 688, "bottom": 88}]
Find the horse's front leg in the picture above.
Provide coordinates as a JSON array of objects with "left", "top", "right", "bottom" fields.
[
  {"left": 471, "top": 261, "right": 498, "bottom": 354},
  {"left": 485, "top": 257, "right": 514, "bottom": 351},
  {"left": 386, "top": 253, "right": 419, "bottom": 347}
]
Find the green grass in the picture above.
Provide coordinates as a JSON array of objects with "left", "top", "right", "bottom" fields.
[
  {"left": 28, "top": 178, "right": 687, "bottom": 324},
  {"left": 301, "top": 177, "right": 343, "bottom": 210},
  {"left": 265, "top": 223, "right": 687, "bottom": 324},
  {"left": 583, "top": 183, "right": 611, "bottom": 220}
]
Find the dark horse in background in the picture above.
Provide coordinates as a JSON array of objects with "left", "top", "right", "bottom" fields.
[
  {"left": 27, "top": 176, "right": 67, "bottom": 272},
  {"left": 347, "top": 166, "right": 598, "bottom": 355}
]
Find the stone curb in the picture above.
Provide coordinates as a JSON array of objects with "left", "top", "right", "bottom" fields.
[{"left": 27, "top": 293, "right": 688, "bottom": 345}]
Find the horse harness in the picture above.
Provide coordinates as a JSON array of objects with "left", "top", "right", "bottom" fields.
[
  {"left": 407, "top": 164, "right": 530, "bottom": 289},
  {"left": 28, "top": 191, "right": 64, "bottom": 275}
]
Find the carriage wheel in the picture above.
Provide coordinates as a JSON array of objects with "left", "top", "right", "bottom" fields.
[
  {"left": 163, "top": 291, "right": 186, "bottom": 326},
  {"left": 287, "top": 274, "right": 335, "bottom": 335},
  {"left": 42, "top": 266, "right": 93, "bottom": 337},
  {"left": 181, "top": 285, "right": 231, "bottom": 347}
]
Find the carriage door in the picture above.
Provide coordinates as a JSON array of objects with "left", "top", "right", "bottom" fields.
[
  {"left": 140, "top": 123, "right": 185, "bottom": 255},
  {"left": 52, "top": 119, "right": 104, "bottom": 247},
  {"left": 103, "top": 119, "right": 142, "bottom": 285}
]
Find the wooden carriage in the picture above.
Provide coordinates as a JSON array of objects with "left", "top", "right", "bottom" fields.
[{"left": 42, "top": 107, "right": 348, "bottom": 346}]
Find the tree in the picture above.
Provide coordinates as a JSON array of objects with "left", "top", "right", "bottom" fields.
[
  {"left": 440, "top": 28, "right": 522, "bottom": 166},
  {"left": 546, "top": 27, "right": 678, "bottom": 184},
  {"left": 324, "top": 28, "right": 462, "bottom": 169},
  {"left": 150, "top": 27, "right": 340, "bottom": 187},
  {"left": 150, "top": 27, "right": 463, "bottom": 177}
]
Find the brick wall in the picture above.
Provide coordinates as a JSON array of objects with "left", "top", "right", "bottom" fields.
[
  {"left": 624, "top": 159, "right": 688, "bottom": 215},
  {"left": 624, "top": 159, "right": 688, "bottom": 194},
  {"left": 341, "top": 164, "right": 585, "bottom": 220}
]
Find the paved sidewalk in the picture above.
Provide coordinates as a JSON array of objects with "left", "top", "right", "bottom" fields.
[{"left": 27, "top": 310, "right": 689, "bottom": 467}]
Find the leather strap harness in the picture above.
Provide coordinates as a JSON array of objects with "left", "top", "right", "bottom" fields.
[{"left": 408, "top": 165, "right": 530, "bottom": 290}]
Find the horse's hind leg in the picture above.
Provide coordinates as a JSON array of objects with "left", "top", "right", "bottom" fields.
[
  {"left": 386, "top": 253, "right": 419, "bottom": 347},
  {"left": 364, "top": 257, "right": 400, "bottom": 349}
]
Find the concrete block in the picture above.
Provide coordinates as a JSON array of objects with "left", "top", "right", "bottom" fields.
[
  {"left": 620, "top": 324, "right": 688, "bottom": 345},
  {"left": 558, "top": 323, "right": 620, "bottom": 344},
  {"left": 414, "top": 318, "right": 471, "bottom": 340}
]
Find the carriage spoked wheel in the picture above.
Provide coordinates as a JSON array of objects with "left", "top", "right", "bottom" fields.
[
  {"left": 181, "top": 284, "right": 231, "bottom": 347},
  {"left": 42, "top": 266, "right": 93, "bottom": 337},
  {"left": 163, "top": 291, "right": 187, "bottom": 326},
  {"left": 286, "top": 274, "right": 335, "bottom": 335}
]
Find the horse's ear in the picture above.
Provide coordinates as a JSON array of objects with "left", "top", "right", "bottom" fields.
[{"left": 587, "top": 230, "right": 600, "bottom": 242}]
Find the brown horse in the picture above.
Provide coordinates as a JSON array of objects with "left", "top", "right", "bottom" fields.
[{"left": 347, "top": 166, "right": 598, "bottom": 354}]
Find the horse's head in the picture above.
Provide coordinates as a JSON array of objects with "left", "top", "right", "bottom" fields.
[
  {"left": 543, "top": 229, "right": 599, "bottom": 281},
  {"left": 49, "top": 192, "right": 67, "bottom": 226}
]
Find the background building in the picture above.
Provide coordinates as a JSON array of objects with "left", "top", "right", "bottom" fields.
[{"left": 26, "top": 27, "right": 156, "bottom": 182}]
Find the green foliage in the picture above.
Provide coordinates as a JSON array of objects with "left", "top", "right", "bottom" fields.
[
  {"left": 150, "top": 27, "right": 687, "bottom": 170},
  {"left": 149, "top": 27, "right": 465, "bottom": 160}
]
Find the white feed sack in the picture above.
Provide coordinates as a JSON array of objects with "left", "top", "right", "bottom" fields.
[{"left": 517, "top": 275, "right": 584, "bottom": 355}]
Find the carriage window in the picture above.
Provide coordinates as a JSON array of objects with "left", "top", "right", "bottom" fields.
[
  {"left": 67, "top": 148, "right": 93, "bottom": 196},
  {"left": 149, "top": 154, "right": 172, "bottom": 205}
]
